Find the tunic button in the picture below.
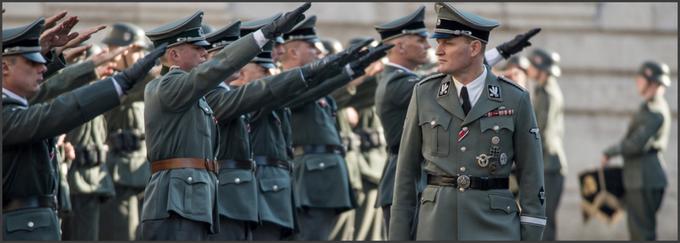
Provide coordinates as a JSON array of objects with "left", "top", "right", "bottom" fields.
[
  {"left": 216, "top": 179, "right": 219, "bottom": 183},
  {"left": 493, "top": 125, "right": 500, "bottom": 131},
  {"left": 460, "top": 146, "right": 466, "bottom": 152},
  {"left": 319, "top": 163, "right": 325, "bottom": 168},
  {"left": 187, "top": 177, "right": 193, "bottom": 182},
  {"left": 506, "top": 206, "right": 511, "bottom": 211},
  {"left": 273, "top": 185, "right": 279, "bottom": 191},
  {"left": 460, "top": 167, "right": 466, "bottom": 172},
  {"left": 27, "top": 221, "right": 34, "bottom": 228},
  {"left": 462, "top": 127, "right": 468, "bottom": 131},
  {"left": 234, "top": 178, "right": 241, "bottom": 184},
  {"left": 430, "top": 120, "right": 436, "bottom": 126}
]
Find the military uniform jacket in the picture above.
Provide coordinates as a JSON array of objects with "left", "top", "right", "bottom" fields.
[
  {"left": 105, "top": 74, "right": 155, "bottom": 189},
  {"left": 65, "top": 114, "right": 115, "bottom": 198},
  {"left": 374, "top": 64, "right": 421, "bottom": 207},
  {"left": 286, "top": 72, "right": 355, "bottom": 210},
  {"left": 389, "top": 67, "right": 546, "bottom": 240},
  {"left": 533, "top": 77, "right": 567, "bottom": 175},
  {"left": 3, "top": 79, "right": 120, "bottom": 205},
  {"left": 141, "top": 34, "right": 264, "bottom": 232},
  {"left": 204, "top": 68, "right": 307, "bottom": 223},
  {"left": 604, "top": 95, "right": 670, "bottom": 189},
  {"left": 249, "top": 107, "right": 295, "bottom": 229}
]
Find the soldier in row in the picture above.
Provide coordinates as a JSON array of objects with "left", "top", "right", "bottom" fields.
[{"left": 2, "top": 16, "right": 166, "bottom": 240}]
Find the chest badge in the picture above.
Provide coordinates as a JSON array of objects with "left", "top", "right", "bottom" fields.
[{"left": 476, "top": 153, "right": 490, "bottom": 168}]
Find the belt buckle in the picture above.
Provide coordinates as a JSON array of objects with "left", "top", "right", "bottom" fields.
[
  {"left": 457, "top": 175, "right": 470, "bottom": 192},
  {"left": 206, "top": 159, "right": 218, "bottom": 173}
]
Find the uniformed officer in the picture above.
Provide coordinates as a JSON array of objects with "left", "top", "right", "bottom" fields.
[
  {"left": 203, "top": 16, "right": 334, "bottom": 240},
  {"left": 277, "top": 15, "right": 393, "bottom": 240},
  {"left": 601, "top": 61, "right": 672, "bottom": 241},
  {"left": 139, "top": 4, "right": 311, "bottom": 240},
  {"left": 373, "top": 7, "right": 431, "bottom": 236},
  {"left": 526, "top": 48, "right": 567, "bottom": 241},
  {"left": 373, "top": 7, "right": 541, "bottom": 237},
  {"left": 389, "top": 3, "right": 546, "bottom": 240},
  {"left": 2, "top": 17, "right": 165, "bottom": 240},
  {"left": 98, "top": 22, "right": 156, "bottom": 241}
]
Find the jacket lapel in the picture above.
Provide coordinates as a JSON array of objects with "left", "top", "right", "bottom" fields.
[{"left": 435, "top": 75, "right": 466, "bottom": 121}]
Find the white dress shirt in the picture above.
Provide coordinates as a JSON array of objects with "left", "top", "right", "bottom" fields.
[{"left": 453, "top": 65, "right": 487, "bottom": 107}]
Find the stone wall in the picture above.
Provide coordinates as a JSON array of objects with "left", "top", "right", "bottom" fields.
[{"left": 3, "top": 2, "right": 677, "bottom": 240}]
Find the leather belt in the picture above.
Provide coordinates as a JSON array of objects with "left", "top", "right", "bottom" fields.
[
  {"left": 293, "top": 144, "right": 345, "bottom": 157},
  {"left": 388, "top": 144, "right": 400, "bottom": 154},
  {"left": 254, "top": 155, "right": 291, "bottom": 171},
  {"left": 151, "top": 158, "right": 219, "bottom": 174},
  {"left": 218, "top": 159, "right": 256, "bottom": 171},
  {"left": 3, "top": 195, "right": 57, "bottom": 212},
  {"left": 427, "top": 174, "right": 509, "bottom": 191}
]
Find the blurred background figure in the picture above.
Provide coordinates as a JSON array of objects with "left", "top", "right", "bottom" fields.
[
  {"left": 601, "top": 60, "right": 672, "bottom": 241},
  {"left": 527, "top": 48, "right": 568, "bottom": 241}
]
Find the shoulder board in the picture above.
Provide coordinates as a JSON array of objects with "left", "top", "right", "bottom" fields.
[
  {"left": 498, "top": 76, "right": 527, "bottom": 92},
  {"left": 417, "top": 73, "right": 445, "bottom": 85}
]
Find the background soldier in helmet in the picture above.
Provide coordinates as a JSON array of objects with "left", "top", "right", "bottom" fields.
[
  {"left": 601, "top": 61, "right": 672, "bottom": 241},
  {"left": 526, "top": 48, "right": 568, "bottom": 240},
  {"left": 97, "top": 22, "right": 157, "bottom": 241}
]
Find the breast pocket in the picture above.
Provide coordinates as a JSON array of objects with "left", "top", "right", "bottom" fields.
[
  {"left": 169, "top": 170, "right": 211, "bottom": 216},
  {"left": 419, "top": 113, "right": 452, "bottom": 157}
]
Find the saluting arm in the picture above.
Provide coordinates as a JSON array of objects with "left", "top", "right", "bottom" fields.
[{"left": 29, "top": 60, "right": 97, "bottom": 104}]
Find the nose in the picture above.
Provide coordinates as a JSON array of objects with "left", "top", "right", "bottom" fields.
[
  {"left": 37, "top": 64, "right": 47, "bottom": 74},
  {"left": 435, "top": 44, "right": 444, "bottom": 56}
]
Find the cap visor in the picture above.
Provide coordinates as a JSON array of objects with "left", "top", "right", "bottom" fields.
[
  {"left": 191, "top": 40, "right": 211, "bottom": 47},
  {"left": 23, "top": 52, "right": 47, "bottom": 64},
  {"left": 430, "top": 32, "right": 455, "bottom": 39}
]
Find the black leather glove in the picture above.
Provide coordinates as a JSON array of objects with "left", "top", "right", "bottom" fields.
[
  {"left": 348, "top": 44, "right": 394, "bottom": 78},
  {"left": 496, "top": 28, "right": 541, "bottom": 59},
  {"left": 300, "top": 38, "right": 374, "bottom": 82},
  {"left": 261, "top": 2, "right": 312, "bottom": 39},
  {"left": 113, "top": 43, "right": 167, "bottom": 91}
]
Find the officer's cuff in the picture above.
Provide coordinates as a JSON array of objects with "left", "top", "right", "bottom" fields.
[
  {"left": 253, "top": 30, "right": 269, "bottom": 48},
  {"left": 110, "top": 77, "right": 125, "bottom": 97},
  {"left": 485, "top": 48, "right": 503, "bottom": 67}
]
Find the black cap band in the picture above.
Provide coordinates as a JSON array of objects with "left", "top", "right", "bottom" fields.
[{"left": 435, "top": 18, "right": 490, "bottom": 42}]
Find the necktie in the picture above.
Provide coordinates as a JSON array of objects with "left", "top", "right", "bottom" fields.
[{"left": 461, "top": 86, "right": 471, "bottom": 115}]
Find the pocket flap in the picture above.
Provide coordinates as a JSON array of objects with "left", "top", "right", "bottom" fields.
[
  {"left": 419, "top": 113, "right": 452, "bottom": 131},
  {"left": 5, "top": 210, "right": 53, "bottom": 233},
  {"left": 259, "top": 178, "right": 290, "bottom": 192},
  {"left": 488, "top": 194, "right": 518, "bottom": 214},
  {"left": 218, "top": 170, "right": 254, "bottom": 185},
  {"left": 304, "top": 158, "right": 339, "bottom": 171},
  {"left": 480, "top": 116, "right": 514, "bottom": 133},
  {"left": 170, "top": 170, "right": 210, "bottom": 185},
  {"left": 420, "top": 187, "right": 438, "bottom": 203}
]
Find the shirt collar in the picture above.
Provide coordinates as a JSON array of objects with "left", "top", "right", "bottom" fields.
[
  {"left": 385, "top": 62, "right": 416, "bottom": 75},
  {"left": 453, "top": 65, "right": 487, "bottom": 106},
  {"left": 2, "top": 88, "right": 28, "bottom": 106},
  {"left": 219, "top": 82, "right": 231, "bottom": 91}
]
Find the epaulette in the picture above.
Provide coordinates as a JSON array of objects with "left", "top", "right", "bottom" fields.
[
  {"left": 498, "top": 76, "right": 527, "bottom": 92},
  {"left": 417, "top": 72, "right": 445, "bottom": 85}
]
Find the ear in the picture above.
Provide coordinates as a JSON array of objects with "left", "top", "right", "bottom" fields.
[
  {"left": 469, "top": 40, "right": 483, "bottom": 57},
  {"left": 2, "top": 59, "right": 11, "bottom": 77}
]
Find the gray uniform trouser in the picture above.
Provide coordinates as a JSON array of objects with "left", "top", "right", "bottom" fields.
[
  {"left": 62, "top": 194, "right": 102, "bottom": 240},
  {"left": 625, "top": 188, "right": 665, "bottom": 240},
  {"left": 207, "top": 216, "right": 252, "bottom": 240},
  {"left": 544, "top": 171, "right": 564, "bottom": 240},
  {"left": 140, "top": 213, "right": 210, "bottom": 240},
  {"left": 99, "top": 185, "right": 140, "bottom": 240},
  {"left": 295, "top": 208, "right": 339, "bottom": 240}
]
